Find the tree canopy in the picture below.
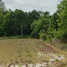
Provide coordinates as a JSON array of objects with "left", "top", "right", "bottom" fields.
[
  {"left": 55, "top": 0, "right": 67, "bottom": 41},
  {"left": 0, "top": 0, "right": 67, "bottom": 42},
  {"left": 0, "top": 0, "right": 6, "bottom": 11}
]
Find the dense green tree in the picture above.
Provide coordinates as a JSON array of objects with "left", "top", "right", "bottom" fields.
[
  {"left": 14, "top": 9, "right": 27, "bottom": 35},
  {"left": 0, "top": 12, "right": 4, "bottom": 36},
  {"left": 27, "top": 10, "right": 40, "bottom": 34},
  {"left": 50, "top": 12, "right": 59, "bottom": 31},
  {"left": 38, "top": 11, "right": 43, "bottom": 16},
  {"left": 0, "top": 8, "right": 52, "bottom": 37},
  {"left": 3, "top": 11, "right": 15, "bottom": 36},
  {"left": 56, "top": 0, "right": 67, "bottom": 41},
  {"left": 3, "top": 9, "right": 33, "bottom": 36},
  {"left": 28, "top": 10, "right": 40, "bottom": 24},
  {"left": 31, "top": 17, "right": 50, "bottom": 38},
  {"left": 3, "top": 9, "right": 24, "bottom": 36},
  {"left": 43, "top": 11, "right": 50, "bottom": 18},
  {"left": 0, "top": 0, "right": 7, "bottom": 36}
]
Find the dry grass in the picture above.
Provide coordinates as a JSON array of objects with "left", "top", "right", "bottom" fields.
[
  {"left": 0, "top": 38, "right": 67, "bottom": 66},
  {"left": 47, "top": 38, "right": 67, "bottom": 51}
]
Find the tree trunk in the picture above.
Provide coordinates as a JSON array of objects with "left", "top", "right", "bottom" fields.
[{"left": 45, "top": 30, "right": 52, "bottom": 42}]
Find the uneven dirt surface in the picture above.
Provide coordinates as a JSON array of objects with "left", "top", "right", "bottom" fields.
[
  {"left": 36, "top": 40, "right": 57, "bottom": 53},
  {"left": 0, "top": 39, "right": 67, "bottom": 67}
]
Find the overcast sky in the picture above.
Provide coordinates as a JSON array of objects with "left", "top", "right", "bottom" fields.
[{"left": 3, "top": 0, "right": 62, "bottom": 15}]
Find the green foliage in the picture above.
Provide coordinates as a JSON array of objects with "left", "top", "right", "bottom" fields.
[
  {"left": 39, "top": 33, "right": 47, "bottom": 41},
  {"left": 17, "top": 35, "right": 23, "bottom": 38},
  {"left": 0, "top": 10, "right": 7, "bottom": 36},
  {"left": 47, "top": 27, "right": 55, "bottom": 37},
  {"left": 8, "top": 36, "right": 17, "bottom": 39},
  {"left": 0, "top": 9, "right": 41, "bottom": 37},
  {"left": 0, "top": 7, "right": 52, "bottom": 37},
  {"left": 31, "top": 17, "right": 50, "bottom": 38},
  {"left": 55, "top": 0, "right": 67, "bottom": 41},
  {"left": 28, "top": 60, "right": 33, "bottom": 64},
  {"left": 46, "top": 0, "right": 67, "bottom": 42},
  {"left": 2, "top": 9, "right": 30, "bottom": 36},
  {"left": 50, "top": 12, "right": 59, "bottom": 31},
  {"left": 55, "top": 59, "right": 59, "bottom": 62},
  {"left": 18, "top": 35, "right": 28, "bottom": 38},
  {"left": 27, "top": 54, "right": 32, "bottom": 57},
  {"left": 18, "top": 55, "right": 22, "bottom": 57},
  {"left": 0, "top": 0, "right": 6, "bottom": 11}
]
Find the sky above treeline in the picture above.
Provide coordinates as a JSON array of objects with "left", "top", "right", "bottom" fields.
[{"left": 3, "top": 0, "right": 62, "bottom": 15}]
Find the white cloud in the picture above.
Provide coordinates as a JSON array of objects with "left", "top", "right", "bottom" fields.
[
  {"left": 6, "top": 5, "right": 13, "bottom": 9},
  {"left": 15, "top": 0, "right": 25, "bottom": 5},
  {"left": 3, "top": 0, "right": 61, "bottom": 15}
]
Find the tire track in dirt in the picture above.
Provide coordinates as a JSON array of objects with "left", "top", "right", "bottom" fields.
[{"left": 36, "top": 40, "right": 57, "bottom": 53}]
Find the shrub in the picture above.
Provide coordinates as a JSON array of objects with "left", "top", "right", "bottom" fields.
[
  {"left": 18, "top": 35, "right": 28, "bottom": 38},
  {"left": 39, "top": 33, "right": 47, "bottom": 41}
]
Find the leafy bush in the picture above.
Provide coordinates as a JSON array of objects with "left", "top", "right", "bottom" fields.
[
  {"left": 18, "top": 35, "right": 23, "bottom": 38},
  {"left": 8, "top": 36, "right": 17, "bottom": 39},
  {"left": 18, "top": 35, "right": 28, "bottom": 38},
  {"left": 39, "top": 33, "right": 47, "bottom": 41}
]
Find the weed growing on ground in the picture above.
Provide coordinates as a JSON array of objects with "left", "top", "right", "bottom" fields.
[
  {"left": 28, "top": 60, "right": 33, "bottom": 64},
  {"left": 18, "top": 55, "right": 22, "bottom": 57},
  {"left": 55, "top": 59, "right": 59, "bottom": 62},
  {"left": 60, "top": 62, "right": 66, "bottom": 67},
  {"left": 27, "top": 54, "right": 32, "bottom": 57}
]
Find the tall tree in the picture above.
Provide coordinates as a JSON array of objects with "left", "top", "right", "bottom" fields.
[
  {"left": 0, "top": 0, "right": 6, "bottom": 36},
  {"left": 56, "top": 0, "right": 67, "bottom": 41},
  {"left": 0, "top": 0, "right": 6, "bottom": 11},
  {"left": 50, "top": 12, "right": 59, "bottom": 31},
  {"left": 43, "top": 11, "right": 50, "bottom": 18},
  {"left": 0, "top": 12, "right": 4, "bottom": 36},
  {"left": 3, "top": 9, "right": 30, "bottom": 36},
  {"left": 31, "top": 17, "right": 50, "bottom": 38}
]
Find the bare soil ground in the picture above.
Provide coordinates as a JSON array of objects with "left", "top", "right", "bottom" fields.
[{"left": 0, "top": 39, "right": 67, "bottom": 66}]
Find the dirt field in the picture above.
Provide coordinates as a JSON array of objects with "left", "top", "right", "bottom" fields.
[{"left": 0, "top": 39, "right": 67, "bottom": 66}]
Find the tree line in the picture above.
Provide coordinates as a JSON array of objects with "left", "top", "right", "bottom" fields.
[{"left": 0, "top": 0, "right": 67, "bottom": 41}]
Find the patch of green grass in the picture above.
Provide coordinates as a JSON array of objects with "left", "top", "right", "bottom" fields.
[
  {"left": 60, "top": 62, "right": 66, "bottom": 67},
  {"left": 27, "top": 54, "right": 32, "bottom": 57},
  {"left": 55, "top": 59, "right": 59, "bottom": 62},
  {"left": 18, "top": 55, "right": 22, "bottom": 57},
  {"left": 28, "top": 60, "right": 33, "bottom": 64}
]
